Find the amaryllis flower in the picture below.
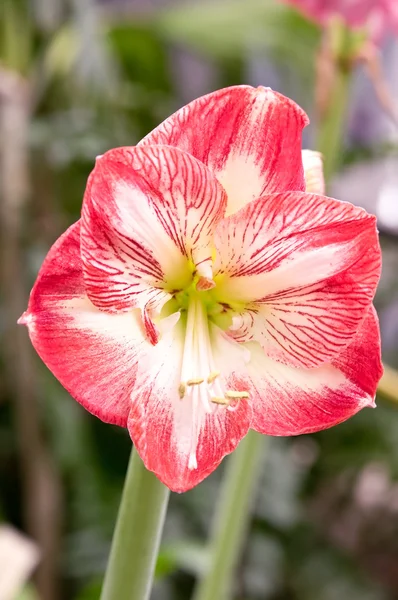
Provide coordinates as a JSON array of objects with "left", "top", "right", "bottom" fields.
[
  {"left": 19, "top": 86, "right": 382, "bottom": 492},
  {"left": 286, "top": 0, "right": 398, "bottom": 44}
]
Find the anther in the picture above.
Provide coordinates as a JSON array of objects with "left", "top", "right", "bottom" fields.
[
  {"left": 211, "top": 396, "right": 229, "bottom": 406},
  {"left": 187, "top": 378, "right": 205, "bottom": 386},
  {"left": 225, "top": 390, "right": 250, "bottom": 399},
  {"left": 178, "top": 383, "right": 187, "bottom": 399},
  {"left": 207, "top": 371, "right": 220, "bottom": 383}
]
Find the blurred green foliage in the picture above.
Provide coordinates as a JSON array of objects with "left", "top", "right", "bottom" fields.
[
  {"left": 156, "top": 0, "right": 320, "bottom": 73},
  {"left": 1, "top": 0, "right": 398, "bottom": 599}
]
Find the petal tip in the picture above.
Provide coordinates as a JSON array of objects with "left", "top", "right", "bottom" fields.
[
  {"left": 17, "top": 311, "right": 31, "bottom": 326},
  {"left": 256, "top": 85, "right": 271, "bottom": 94},
  {"left": 360, "top": 394, "right": 377, "bottom": 409},
  {"left": 369, "top": 397, "right": 377, "bottom": 409}
]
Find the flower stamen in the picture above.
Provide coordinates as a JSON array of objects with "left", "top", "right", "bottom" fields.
[
  {"left": 179, "top": 294, "right": 228, "bottom": 470},
  {"left": 207, "top": 370, "right": 220, "bottom": 383},
  {"left": 225, "top": 390, "right": 249, "bottom": 399},
  {"left": 211, "top": 396, "right": 229, "bottom": 405},
  {"left": 178, "top": 294, "right": 250, "bottom": 469}
]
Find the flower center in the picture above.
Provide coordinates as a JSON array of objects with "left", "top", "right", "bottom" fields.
[{"left": 178, "top": 294, "right": 249, "bottom": 470}]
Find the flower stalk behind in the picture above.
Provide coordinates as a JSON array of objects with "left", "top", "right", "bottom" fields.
[
  {"left": 100, "top": 448, "right": 170, "bottom": 600},
  {"left": 316, "top": 56, "right": 351, "bottom": 181},
  {"left": 192, "top": 430, "right": 265, "bottom": 600}
]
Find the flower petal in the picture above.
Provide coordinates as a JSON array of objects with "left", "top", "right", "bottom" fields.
[
  {"left": 19, "top": 221, "right": 147, "bottom": 426},
  {"left": 81, "top": 145, "right": 227, "bottom": 314},
  {"left": 214, "top": 191, "right": 381, "bottom": 368},
  {"left": 127, "top": 322, "right": 252, "bottom": 493},
  {"left": 140, "top": 85, "right": 308, "bottom": 215},
  {"left": 247, "top": 306, "right": 382, "bottom": 436},
  {"left": 302, "top": 149, "right": 325, "bottom": 193}
]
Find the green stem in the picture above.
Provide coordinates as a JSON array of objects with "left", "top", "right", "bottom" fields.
[
  {"left": 192, "top": 430, "right": 266, "bottom": 600},
  {"left": 316, "top": 65, "right": 351, "bottom": 183},
  {"left": 100, "top": 448, "right": 170, "bottom": 600}
]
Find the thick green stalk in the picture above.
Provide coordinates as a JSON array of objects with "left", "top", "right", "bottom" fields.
[
  {"left": 100, "top": 448, "right": 170, "bottom": 600},
  {"left": 316, "top": 65, "right": 351, "bottom": 183},
  {"left": 192, "top": 430, "right": 265, "bottom": 600}
]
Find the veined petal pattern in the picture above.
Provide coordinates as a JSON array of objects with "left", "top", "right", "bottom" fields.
[
  {"left": 140, "top": 85, "right": 308, "bottom": 214},
  {"left": 214, "top": 192, "right": 381, "bottom": 368},
  {"left": 81, "top": 145, "right": 227, "bottom": 314}
]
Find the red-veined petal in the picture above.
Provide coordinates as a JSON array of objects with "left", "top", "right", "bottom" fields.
[
  {"left": 19, "top": 222, "right": 147, "bottom": 426},
  {"left": 247, "top": 306, "right": 382, "bottom": 436},
  {"left": 127, "top": 322, "right": 252, "bottom": 493},
  {"left": 81, "top": 145, "right": 227, "bottom": 315},
  {"left": 140, "top": 85, "right": 308, "bottom": 215},
  {"left": 302, "top": 149, "right": 325, "bottom": 193},
  {"left": 214, "top": 192, "right": 381, "bottom": 368}
]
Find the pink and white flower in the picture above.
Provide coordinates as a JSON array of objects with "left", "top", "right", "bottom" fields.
[
  {"left": 286, "top": 0, "right": 398, "bottom": 44},
  {"left": 19, "top": 86, "right": 382, "bottom": 492}
]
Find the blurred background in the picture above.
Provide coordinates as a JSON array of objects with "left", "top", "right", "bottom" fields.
[{"left": 1, "top": 0, "right": 398, "bottom": 599}]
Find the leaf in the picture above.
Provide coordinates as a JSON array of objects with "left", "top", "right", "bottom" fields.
[{"left": 108, "top": 23, "right": 172, "bottom": 93}]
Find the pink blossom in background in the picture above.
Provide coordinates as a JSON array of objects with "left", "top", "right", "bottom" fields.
[
  {"left": 286, "top": 0, "right": 398, "bottom": 44},
  {"left": 19, "top": 86, "right": 382, "bottom": 492}
]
